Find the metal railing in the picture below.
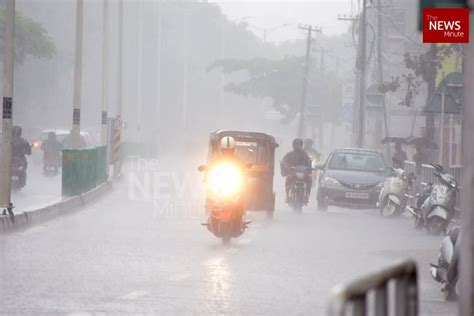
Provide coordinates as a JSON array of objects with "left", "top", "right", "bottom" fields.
[{"left": 327, "top": 259, "right": 418, "bottom": 316}]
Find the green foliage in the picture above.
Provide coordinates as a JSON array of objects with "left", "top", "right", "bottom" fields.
[
  {"left": 0, "top": 10, "right": 55, "bottom": 64},
  {"left": 208, "top": 56, "right": 342, "bottom": 123}
]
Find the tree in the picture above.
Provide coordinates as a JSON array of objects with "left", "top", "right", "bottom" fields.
[
  {"left": 208, "top": 56, "right": 342, "bottom": 124},
  {"left": 0, "top": 9, "right": 55, "bottom": 64}
]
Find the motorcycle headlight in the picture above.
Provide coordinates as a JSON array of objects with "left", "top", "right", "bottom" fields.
[
  {"left": 324, "top": 177, "right": 340, "bottom": 186},
  {"left": 208, "top": 163, "right": 243, "bottom": 196}
]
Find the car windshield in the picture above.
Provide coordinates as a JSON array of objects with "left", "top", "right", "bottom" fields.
[{"left": 328, "top": 152, "right": 386, "bottom": 172}]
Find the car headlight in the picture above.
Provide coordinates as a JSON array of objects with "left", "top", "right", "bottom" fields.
[
  {"left": 208, "top": 163, "right": 243, "bottom": 196},
  {"left": 324, "top": 177, "right": 341, "bottom": 186}
]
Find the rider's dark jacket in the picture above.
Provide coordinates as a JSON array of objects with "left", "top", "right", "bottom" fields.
[{"left": 281, "top": 149, "right": 312, "bottom": 176}]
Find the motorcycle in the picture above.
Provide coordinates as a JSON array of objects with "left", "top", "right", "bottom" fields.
[
  {"left": 287, "top": 166, "right": 312, "bottom": 213},
  {"left": 43, "top": 157, "right": 61, "bottom": 177},
  {"left": 198, "top": 162, "right": 251, "bottom": 244},
  {"left": 430, "top": 225, "right": 460, "bottom": 300},
  {"left": 11, "top": 158, "right": 27, "bottom": 191},
  {"left": 407, "top": 164, "right": 458, "bottom": 235},
  {"left": 378, "top": 167, "right": 416, "bottom": 217}
]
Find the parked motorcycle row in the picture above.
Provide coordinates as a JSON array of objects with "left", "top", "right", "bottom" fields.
[{"left": 377, "top": 162, "right": 461, "bottom": 301}]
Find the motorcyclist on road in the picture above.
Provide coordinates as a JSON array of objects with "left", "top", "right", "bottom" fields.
[
  {"left": 205, "top": 136, "right": 249, "bottom": 233},
  {"left": 12, "top": 125, "right": 31, "bottom": 167},
  {"left": 281, "top": 138, "right": 312, "bottom": 203},
  {"left": 41, "top": 131, "right": 63, "bottom": 172}
]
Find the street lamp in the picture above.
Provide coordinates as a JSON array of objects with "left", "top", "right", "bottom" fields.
[{"left": 247, "top": 23, "right": 292, "bottom": 43}]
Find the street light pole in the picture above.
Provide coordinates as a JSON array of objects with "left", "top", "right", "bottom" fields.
[
  {"left": 114, "top": 0, "right": 123, "bottom": 177},
  {"left": 72, "top": 0, "right": 84, "bottom": 149},
  {"left": 101, "top": 0, "right": 109, "bottom": 146},
  {"left": 0, "top": 0, "right": 15, "bottom": 216},
  {"left": 357, "top": 0, "right": 368, "bottom": 148},
  {"left": 297, "top": 24, "right": 322, "bottom": 139}
]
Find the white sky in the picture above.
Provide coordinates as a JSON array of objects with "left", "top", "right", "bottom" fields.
[{"left": 213, "top": 0, "right": 356, "bottom": 42}]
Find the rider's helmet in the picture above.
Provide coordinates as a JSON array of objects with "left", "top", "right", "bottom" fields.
[
  {"left": 12, "top": 125, "right": 22, "bottom": 138},
  {"left": 220, "top": 136, "right": 236, "bottom": 155},
  {"left": 292, "top": 138, "right": 303, "bottom": 151},
  {"left": 304, "top": 138, "right": 313, "bottom": 149},
  {"left": 48, "top": 131, "right": 56, "bottom": 140}
]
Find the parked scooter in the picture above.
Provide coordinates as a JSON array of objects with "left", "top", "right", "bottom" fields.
[
  {"left": 378, "top": 167, "right": 416, "bottom": 217},
  {"left": 407, "top": 164, "right": 458, "bottom": 235},
  {"left": 287, "top": 165, "right": 312, "bottom": 213},
  {"left": 430, "top": 225, "right": 460, "bottom": 300}
]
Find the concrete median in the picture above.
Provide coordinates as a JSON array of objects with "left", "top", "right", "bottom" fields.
[{"left": 0, "top": 181, "right": 112, "bottom": 233}]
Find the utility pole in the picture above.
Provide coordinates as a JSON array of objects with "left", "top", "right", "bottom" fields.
[
  {"left": 155, "top": 3, "right": 162, "bottom": 155},
  {"left": 357, "top": 0, "right": 368, "bottom": 148},
  {"left": 101, "top": 0, "right": 109, "bottom": 146},
  {"left": 297, "top": 24, "right": 322, "bottom": 139},
  {"left": 72, "top": 0, "right": 84, "bottom": 149},
  {"left": 136, "top": 0, "right": 143, "bottom": 136},
  {"left": 314, "top": 46, "right": 328, "bottom": 149},
  {"left": 182, "top": 14, "right": 189, "bottom": 129},
  {"left": 338, "top": 14, "right": 359, "bottom": 145},
  {"left": 0, "top": 0, "right": 15, "bottom": 216},
  {"left": 115, "top": 0, "right": 123, "bottom": 177},
  {"left": 376, "top": 0, "right": 390, "bottom": 157}
]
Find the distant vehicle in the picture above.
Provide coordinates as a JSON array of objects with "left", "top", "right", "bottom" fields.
[
  {"left": 32, "top": 129, "right": 91, "bottom": 149},
  {"left": 316, "top": 148, "right": 387, "bottom": 211}
]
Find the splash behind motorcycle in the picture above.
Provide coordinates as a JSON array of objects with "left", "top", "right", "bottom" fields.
[
  {"left": 378, "top": 167, "right": 415, "bottom": 217},
  {"left": 408, "top": 164, "right": 458, "bottom": 235},
  {"left": 430, "top": 225, "right": 460, "bottom": 300},
  {"left": 199, "top": 162, "right": 251, "bottom": 244}
]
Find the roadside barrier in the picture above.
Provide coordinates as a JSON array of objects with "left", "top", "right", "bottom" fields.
[
  {"left": 62, "top": 146, "right": 107, "bottom": 197},
  {"left": 327, "top": 259, "right": 418, "bottom": 316}
]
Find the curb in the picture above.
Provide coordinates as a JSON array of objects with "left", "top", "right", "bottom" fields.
[{"left": 0, "top": 181, "right": 112, "bottom": 233}]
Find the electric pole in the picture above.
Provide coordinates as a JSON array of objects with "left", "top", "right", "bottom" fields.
[
  {"left": 115, "top": 0, "right": 123, "bottom": 177},
  {"left": 0, "top": 0, "right": 15, "bottom": 216},
  {"left": 357, "top": 0, "right": 368, "bottom": 148},
  {"left": 314, "top": 46, "right": 328, "bottom": 149},
  {"left": 297, "top": 24, "right": 322, "bottom": 139},
  {"left": 376, "top": 0, "right": 390, "bottom": 157},
  {"left": 72, "top": 0, "right": 84, "bottom": 149},
  {"left": 101, "top": 0, "right": 109, "bottom": 146}
]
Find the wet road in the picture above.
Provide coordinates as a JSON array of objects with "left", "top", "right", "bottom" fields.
[
  {"left": 11, "top": 161, "right": 62, "bottom": 213},
  {"left": 0, "top": 157, "right": 457, "bottom": 315}
]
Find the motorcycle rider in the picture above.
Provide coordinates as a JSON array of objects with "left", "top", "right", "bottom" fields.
[
  {"left": 12, "top": 126, "right": 32, "bottom": 186},
  {"left": 206, "top": 136, "right": 248, "bottom": 231},
  {"left": 41, "top": 131, "right": 63, "bottom": 172},
  {"left": 281, "top": 138, "right": 312, "bottom": 204}
]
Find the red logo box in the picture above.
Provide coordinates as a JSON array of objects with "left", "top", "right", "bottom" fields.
[{"left": 423, "top": 8, "right": 469, "bottom": 43}]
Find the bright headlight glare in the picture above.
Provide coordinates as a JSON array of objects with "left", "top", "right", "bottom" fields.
[
  {"left": 324, "top": 177, "right": 340, "bottom": 186},
  {"left": 208, "top": 163, "right": 243, "bottom": 196}
]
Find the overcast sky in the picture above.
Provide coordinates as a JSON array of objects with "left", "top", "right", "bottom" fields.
[{"left": 213, "top": 0, "right": 356, "bottom": 42}]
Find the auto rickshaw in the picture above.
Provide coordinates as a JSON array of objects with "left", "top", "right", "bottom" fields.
[{"left": 207, "top": 130, "right": 279, "bottom": 218}]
